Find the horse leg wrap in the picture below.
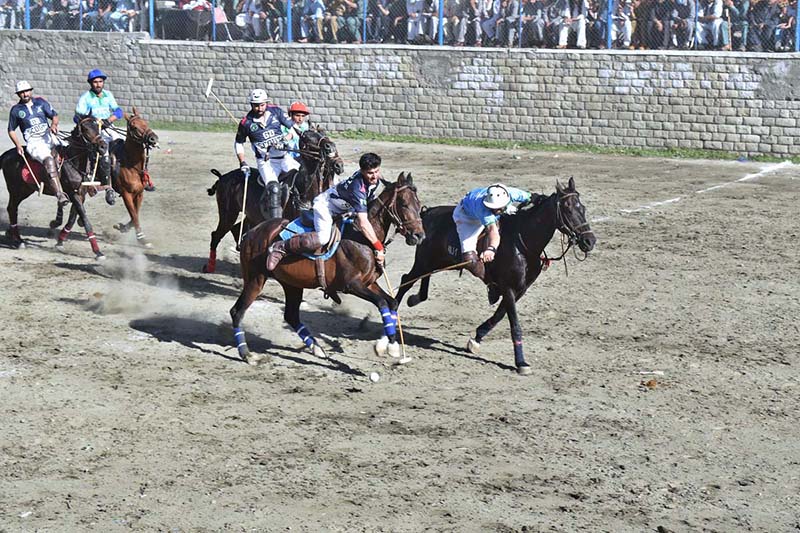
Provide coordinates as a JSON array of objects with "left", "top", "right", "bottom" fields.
[
  {"left": 206, "top": 250, "right": 217, "bottom": 273},
  {"left": 58, "top": 227, "right": 71, "bottom": 243},
  {"left": 233, "top": 327, "right": 249, "bottom": 358},
  {"left": 380, "top": 306, "right": 397, "bottom": 337},
  {"left": 513, "top": 338, "right": 525, "bottom": 366},
  {"left": 87, "top": 231, "right": 100, "bottom": 254},
  {"left": 295, "top": 323, "right": 315, "bottom": 349}
]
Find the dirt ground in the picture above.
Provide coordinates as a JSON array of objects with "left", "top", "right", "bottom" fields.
[{"left": 1, "top": 125, "right": 798, "bottom": 533}]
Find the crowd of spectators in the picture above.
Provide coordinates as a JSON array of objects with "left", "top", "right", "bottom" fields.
[
  {"left": 1, "top": 0, "right": 795, "bottom": 51},
  {"left": 0, "top": 0, "right": 141, "bottom": 31}
]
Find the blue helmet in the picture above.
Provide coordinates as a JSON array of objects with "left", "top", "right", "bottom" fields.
[{"left": 87, "top": 69, "right": 107, "bottom": 83}]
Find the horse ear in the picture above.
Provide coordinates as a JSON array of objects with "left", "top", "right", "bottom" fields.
[
  {"left": 123, "top": 111, "right": 130, "bottom": 121},
  {"left": 568, "top": 176, "right": 575, "bottom": 190},
  {"left": 397, "top": 171, "right": 406, "bottom": 183},
  {"left": 556, "top": 179, "right": 564, "bottom": 194},
  {"left": 406, "top": 173, "right": 413, "bottom": 185},
  {"left": 132, "top": 105, "right": 139, "bottom": 116}
]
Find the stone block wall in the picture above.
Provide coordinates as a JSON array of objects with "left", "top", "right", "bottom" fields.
[{"left": 1, "top": 30, "right": 798, "bottom": 157}]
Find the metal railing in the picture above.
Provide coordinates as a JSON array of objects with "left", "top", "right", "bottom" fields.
[{"left": 2, "top": 0, "right": 796, "bottom": 52}]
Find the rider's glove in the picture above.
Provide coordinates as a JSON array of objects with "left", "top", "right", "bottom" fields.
[
  {"left": 240, "top": 162, "right": 250, "bottom": 179},
  {"left": 374, "top": 249, "right": 385, "bottom": 272},
  {"left": 505, "top": 204, "right": 518, "bottom": 215}
]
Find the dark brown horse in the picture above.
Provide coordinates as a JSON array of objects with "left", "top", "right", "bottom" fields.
[
  {"left": 230, "top": 172, "right": 425, "bottom": 365},
  {"left": 202, "top": 128, "right": 344, "bottom": 273},
  {"left": 394, "top": 177, "right": 596, "bottom": 375},
  {"left": 1, "top": 116, "right": 109, "bottom": 258},
  {"left": 50, "top": 109, "right": 159, "bottom": 247}
]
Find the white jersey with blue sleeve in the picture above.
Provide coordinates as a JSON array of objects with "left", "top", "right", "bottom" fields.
[{"left": 460, "top": 186, "right": 531, "bottom": 226}]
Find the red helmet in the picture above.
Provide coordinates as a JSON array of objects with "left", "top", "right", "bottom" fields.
[{"left": 288, "top": 101, "right": 310, "bottom": 115}]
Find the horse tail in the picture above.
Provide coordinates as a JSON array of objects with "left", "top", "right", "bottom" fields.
[{"left": 207, "top": 169, "right": 223, "bottom": 196}]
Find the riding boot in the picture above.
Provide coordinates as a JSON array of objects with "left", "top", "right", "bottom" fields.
[
  {"left": 265, "top": 181, "right": 282, "bottom": 220},
  {"left": 266, "top": 232, "right": 323, "bottom": 271},
  {"left": 461, "top": 251, "right": 485, "bottom": 281},
  {"left": 44, "top": 157, "right": 69, "bottom": 207}
]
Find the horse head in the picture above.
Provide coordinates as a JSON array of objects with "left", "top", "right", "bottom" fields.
[
  {"left": 72, "top": 114, "right": 108, "bottom": 156},
  {"left": 555, "top": 177, "right": 596, "bottom": 253},
  {"left": 124, "top": 107, "right": 159, "bottom": 149},
  {"left": 300, "top": 127, "right": 344, "bottom": 178},
  {"left": 375, "top": 172, "right": 426, "bottom": 246}
]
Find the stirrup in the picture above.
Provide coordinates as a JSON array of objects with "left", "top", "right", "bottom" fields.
[{"left": 81, "top": 180, "right": 102, "bottom": 187}]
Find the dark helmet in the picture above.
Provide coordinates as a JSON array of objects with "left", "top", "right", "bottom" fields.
[{"left": 87, "top": 69, "right": 108, "bottom": 83}]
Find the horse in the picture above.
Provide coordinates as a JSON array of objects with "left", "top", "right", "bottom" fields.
[
  {"left": 202, "top": 127, "right": 344, "bottom": 273},
  {"left": 51, "top": 108, "right": 160, "bottom": 248},
  {"left": 393, "top": 177, "right": 597, "bottom": 375},
  {"left": 230, "top": 172, "right": 426, "bottom": 365},
  {"left": 1, "top": 116, "right": 110, "bottom": 259}
]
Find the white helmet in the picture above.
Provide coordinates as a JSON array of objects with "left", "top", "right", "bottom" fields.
[
  {"left": 15, "top": 80, "right": 33, "bottom": 94},
  {"left": 249, "top": 89, "right": 269, "bottom": 104},
  {"left": 483, "top": 184, "right": 511, "bottom": 210}
]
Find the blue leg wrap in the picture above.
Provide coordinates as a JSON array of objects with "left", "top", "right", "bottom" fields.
[
  {"left": 380, "top": 306, "right": 397, "bottom": 337},
  {"left": 295, "top": 323, "right": 315, "bottom": 348},
  {"left": 233, "top": 327, "right": 249, "bottom": 357}
]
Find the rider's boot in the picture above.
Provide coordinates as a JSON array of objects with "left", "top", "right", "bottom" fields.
[
  {"left": 265, "top": 181, "right": 282, "bottom": 220},
  {"left": 266, "top": 232, "right": 323, "bottom": 271},
  {"left": 461, "top": 251, "right": 485, "bottom": 281},
  {"left": 44, "top": 157, "right": 69, "bottom": 207}
]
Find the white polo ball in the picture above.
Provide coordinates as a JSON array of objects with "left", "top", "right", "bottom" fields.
[{"left": 369, "top": 371, "right": 380, "bottom": 383}]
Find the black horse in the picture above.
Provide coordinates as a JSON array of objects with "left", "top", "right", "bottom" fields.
[
  {"left": 1, "top": 115, "right": 110, "bottom": 258},
  {"left": 202, "top": 127, "right": 344, "bottom": 273},
  {"left": 394, "top": 177, "right": 596, "bottom": 375}
]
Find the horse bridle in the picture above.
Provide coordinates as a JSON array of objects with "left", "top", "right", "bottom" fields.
[
  {"left": 556, "top": 191, "right": 594, "bottom": 244},
  {"left": 373, "top": 184, "right": 419, "bottom": 237},
  {"left": 126, "top": 116, "right": 154, "bottom": 145}
]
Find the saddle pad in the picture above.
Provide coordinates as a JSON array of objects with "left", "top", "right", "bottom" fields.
[
  {"left": 21, "top": 159, "right": 46, "bottom": 187},
  {"left": 278, "top": 216, "right": 350, "bottom": 261}
]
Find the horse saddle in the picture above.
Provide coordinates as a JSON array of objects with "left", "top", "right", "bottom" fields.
[{"left": 278, "top": 211, "right": 349, "bottom": 261}]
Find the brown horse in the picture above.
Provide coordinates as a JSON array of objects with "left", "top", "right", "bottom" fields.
[
  {"left": 1, "top": 116, "right": 109, "bottom": 258},
  {"left": 108, "top": 108, "right": 159, "bottom": 247},
  {"left": 202, "top": 127, "right": 344, "bottom": 273},
  {"left": 230, "top": 172, "right": 426, "bottom": 365},
  {"left": 394, "top": 178, "right": 596, "bottom": 375}
]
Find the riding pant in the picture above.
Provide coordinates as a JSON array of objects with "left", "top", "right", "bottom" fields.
[
  {"left": 312, "top": 189, "right": 336, "bottom": 244},
  {"left": 453, "top": 201, "right": 489, "bottom": 254},
  {"left": 256, "top": 154, "right": 300, "bottom": 186},
  {"left": 25, "top": 137, "right": 56, "bottom": 163}
]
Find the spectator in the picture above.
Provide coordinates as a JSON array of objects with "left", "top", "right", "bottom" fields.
[
  {"left": 773, "top": 0, "right": 795, "bottom": 50},
  {"left": 109, "top": 0, "right": 138, "bottom": 30},
  {"left": 586, "top": 0, "right": 608, "bottom": 48},
  {"left": 367, "top": 0, "right": 392, "bottom": 41},
  {"left": 696, "top": 0, "right": 724, "bottom": 48},
  {"left": 407, "top": 0, "right": 424, "bottom": 41},
  {"left": 0, "top": 0, "right": 22, "bottom": 28},
  {"left": 455, "top": 0, "right": 483, "bottom": 44},
  {"left": 387, "top": 0, "right": 408, "bottom": 42},
  {"left": 671, "top": 0, "right": 695, "bottom": 48},
  {"left": 748, "top": 0, "right": 778, "bottom": 50},
  {"left": 557, "top": 0, "right": 588, "bottom": 48},
  {"left": 441, "top": 0, "right": 464, "bottom": 44},
  {"left": 340, "top": 0, "right": 362, "bottom": 42},
  {"left": 497, "top": 0, "right": 520, "bottom": 45},
  {"left": 299, "top": 0, "right": 325, "bottom": 41},
  {"left": 630, "top": 0, "right": 654, "bottom": 48},
  {"left": 48, "top": 0, "right": 80, "bottom": 29},
  {"left": 422, "top": 0, "right": 439, "bottom": 41},
  {"left": 611, "top": 0, "right": 633, "bottom": 47},
  {"left": 480, "top": 0, "right": 501, "bottom": 44},
  {"left": 721, "top": 0, "right": 748, "bottom": 50},
  {"left": 648, "top": 0, "right": 673, "bottom": 48},
  {"left": 520, "top": 0, "right": 547, "bottom": 46}
]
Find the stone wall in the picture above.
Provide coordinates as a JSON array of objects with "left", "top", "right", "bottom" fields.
[{"left": 2, "top": 30, "right": 799, "bottom": 157}]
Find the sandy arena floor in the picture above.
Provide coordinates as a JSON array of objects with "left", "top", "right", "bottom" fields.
[{"left": 1, "top": 126, "right": 798, "bottom": 532}]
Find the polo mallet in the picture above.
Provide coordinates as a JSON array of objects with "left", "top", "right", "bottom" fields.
[
  {"left": 382, "top": 269, "right": 412, "bottom": 365},
  {"left": 204, "top": 78, "right": 238, "bottom": 124},
  {"left": 82, "top": 121, "right": 103, "bottom": 187},
  {"left": 20, "top": 152, "right": 44, "bottom": 195},
  {"left": 237, "top": 166, "right": 250, "bottom": 247}
]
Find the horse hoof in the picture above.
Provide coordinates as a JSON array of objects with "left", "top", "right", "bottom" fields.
[
  {"left": 467, "top": 338, "right": 480, "bottom": 354},
  {"left": 387, "top": 341, "right": 401, "bottom": 359},
  {"left": 16, "top": 241, "right": 26, "bottom": 250},
  {"left": 55, "top": 242, "right": 65, "bottom": 252},
  {"left": 246, "top": 352, "right": 267, "bottom": 366},
  {"left": 201, "top": 264, "right": 214, "bottom": 274},
  {"left": 516, "top": 365, "right": 533, "bottom": 376},
  {"left": 95, "top": 253, "right": 106, "bottom": 261},
  {"left": 407, "top": 294, "right": 422, "bottom": 307},
  {"left": 374, "top": 335, "right": 389, "bottom": 357},
  {"left": 311, "top": 343, "right": 328, "bottom": 359},
  {"left": 141, "top": 241, "right": 153, "bottom": 249}
]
